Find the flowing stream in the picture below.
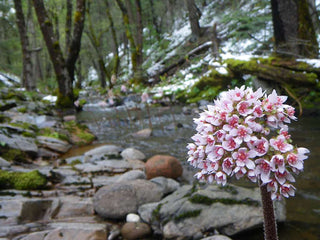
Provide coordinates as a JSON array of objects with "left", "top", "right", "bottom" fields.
[{"left": 75, "top": 103, "right": 320, "bottom": 240}]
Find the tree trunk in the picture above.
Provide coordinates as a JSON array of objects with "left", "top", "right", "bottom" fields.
[
  {"left": 65, "top": 0, "right": 86, "bottom": 84},
  {"left": 186, "top": 0, "right": 202, "bottom": 39},
  {"left": 115, "top": 0, "right": 138, "bottom": 78},
  {"left": 271, "top": 0, "right": 318, "bottom": 58},
  {"left": 65, "top": 0, "right": 73, "bottom": 52},
  {"left": 32, "top": 0, "right": 74, "bottom": 108},
  {"left": 27, "top": 0, "right": 43, "bottom": 83},
  {"left": 105, "top": 0, "right": 120, "bottom": 78},
  {"left": 134, "top": 0, "right": 143, "bottom": 80},
  {"left": 13, "top": 0, "right": 35, "bottom": 91},
  {"left": 149, "top": 0, "right": 161, "bottom": 37},
  {"left": 86, "top": 1, "right": 110, "bottom": 88}
]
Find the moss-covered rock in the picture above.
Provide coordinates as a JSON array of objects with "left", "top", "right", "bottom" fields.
[
  {"left": 0, "top": 170, "right": 47, "bottom": 190},
  {"left": 64, "top": 120, "right": 96, "bottom": 146}
]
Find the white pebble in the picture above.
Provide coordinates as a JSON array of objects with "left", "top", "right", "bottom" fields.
[{"left": 126, "top": 213, "right": 140, "bottom": 222}]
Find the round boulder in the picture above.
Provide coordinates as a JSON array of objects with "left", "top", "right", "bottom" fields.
[
  {"left": 93, "top": 184, "right": 138, "bottom": 219},
  {"left": 145, "top": 155, "right": 183, "bottom": 180},
  {"left": 121, "top": 222, "right": 152, "bottom": 240},
  {"left": 93, "top": 180, "right": 163, "bottom": 219},
  {"left": 121, "top": 148, "right": 146, "bottom": 161}
]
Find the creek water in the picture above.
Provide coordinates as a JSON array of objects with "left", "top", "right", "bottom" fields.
[{"left": 75, "top": 104, "right": 320, "bottom": 240}]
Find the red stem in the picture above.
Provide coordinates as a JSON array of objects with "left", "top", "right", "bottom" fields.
[{"left": 260, "top": 182, "right": 279, "bottom": 240}]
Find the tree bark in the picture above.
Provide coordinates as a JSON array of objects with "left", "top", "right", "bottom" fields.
[
  {"left": 65, "top": 0, "right": 73, "bottom": 52},
  {"left": 186, "top": 0, "right": 202, "bottom": 39},
  {"left": 65, "top": 0, "right": 86, "bottom": 83},
  {"left": 134, "top": 0, "right": 143, "bottom": 79},
  {"left": 32, "top": 0, "right": 73, "bottom": 107},
  {"left": 271, "top": 0, "right": 318, "bottom": 58},
  {"left": 105, "top": 0, "right": 120, "bottom": 78},
  {"left": 13, "top": 0, "right": 35, "bottom": 91},
  {"left": 116, "top": 0, "right": 144, "bottom": 83}
]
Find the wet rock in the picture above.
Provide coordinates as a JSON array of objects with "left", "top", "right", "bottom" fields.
[
  {"left": 52, "top": 197, "right": 94, "bottom": 219},
  {"left": 43, "top": 222, "right": 107, "bottom": 240},
  {"left": 93, "top": 183, "right": 138, "bottom": 219},
  {"left": 0, "top": 100, "right": 17, "bottom": 111},
  {"left": 131, "top": 128, "right": 152, "bottom": 138},
  {"left": 150, "top": 177, "right": 180, "bottom": 195},
  {"left": 37, "top": 147, "right": 59, "bottom": 159},
  {"left": 19, "top": 199, "right": 53, "bottom": 223},
  {"left": 120, "top": 222, "right": 152, "bottom": 240},
  {"left": 74, "top": 160, "right": 137, "bottom": 173},
  {"left": 0, "top": 225, "right": 29, "bottom": 238},
  {"left": 201, "top": 235, "right": 233, "bottom": 240},
  {"left": 83, "top": 144, "right": 122, "bottom": 162},
  {"left": 138, "top": 184, "right": 286, "bottom": 239},
  {"left": 121, "top": 147, "right": 146, "bottom": 161},
  {"left": 0, "top": 157, "right": 11, "bottom": 168},
  {"left": 145, "top": 155, "right": 183, "bottom": 180},
  {"left": 93, "top": 179, "right": 163, "bottom": 219},
  {"left": 116, "top": 169, "right": 146, "bottom": 182},
  {"left": 0, "top": 133, "right": 38, "bottom": 157},
  {"left": 36, "top": 136, "right": 71, "bottom": 153}
]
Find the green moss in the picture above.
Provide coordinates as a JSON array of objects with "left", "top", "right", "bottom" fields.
[
  {"left": 152, "top": 203, "right": 163, "bottom": 221},
  {"left": 189, "top": 194, "right": 260, "bottom": 207},
  {"left": 174, "top": 209, "right": 202, "bottom": 221},
  {"left": 17, "top": 107, "right": 27, "bottom": 113},
  {"left": 77, "top": 131, "right": 95, "bottom": 145},
  {"left": 1, "top": 149, "right": 27, "bottom": 162},
  {"left": 38, "top": 127, "right": 69, "bottom": 142},
  {"left": 69, "top": 159, "right": 82, "bottom": 166},
  {"left": 0, "top": 170, "right": 47, "bottom": 190},
  {"left": 56, "top": 92, "right": 74, "bottom": 108},
  {"left": 218, "top": 185, "right": 239, "bottom": 195},
  {"left": 74, "top": 11, "right": 82, "bottom": 22},
  {"left": 22, "top": 131, "right": 35, "bottom": 138}
]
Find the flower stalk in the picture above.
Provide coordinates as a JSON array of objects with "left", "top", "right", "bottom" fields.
[{"left": 260, "top": 180, "right": 278, "bottom": 240}]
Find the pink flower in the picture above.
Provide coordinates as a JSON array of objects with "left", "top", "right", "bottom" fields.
[
  {"left": 121, "top": 84, "right": 127, "bottom": 93},
  {"left": 223, "top": 115, "right": 239, "bottom": 131},
  {"left": 232, "top": 147, "right": 256, "bottom": 169},
  {"left": 255, "top": 158, "right": 272, "bottom": 184},
  {"left": 270, "top": 154, "right": 285, "bottom": 173},
  {"left": 280, "top": 184, "right": 296, "bottom": 198},
  {"left": 207, "top": 146, "right": 225, "bottom": 161},
  {"left": 222, "top": 157, "right": 234, "bottom": 175},
  {"left": 187, "top": 86, "right": 309, "bottom": 200},
  {"left": 270, "top": 135, "right": 293, "bottom": 153},
  {"left": 275, "top": 169, "right": 295, "bottom": 185},
  {"left": 215, "top": 171, "right": 227, "bottom": 186},
  {"left": 237, "top": 101, "right": 254, "bottom": 116},
  {"left": 141, "top": 92, "right": 149, "bottom": 103},
  {"left": 253, "top": 137, "right": 269, "bottom": 156},
  {"left": 191, "top": 134, "right": 207, "bottom": 146},
  {"left": 286, "top": 151, "right": 307, "bottom": 172},
  {"left": 230, "top": 125, "right": 253, "bottom": 143},
  {"left": 222, "top": 136, "right": 240, "bottom": 151}
]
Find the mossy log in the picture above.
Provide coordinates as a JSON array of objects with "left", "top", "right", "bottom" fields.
[{"left": 226, "top": 58, "right": 318, "bottom": 87}]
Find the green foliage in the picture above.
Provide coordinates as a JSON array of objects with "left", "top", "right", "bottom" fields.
[{"left": 0, "top": 170, "right": 47, "bottom": 190}]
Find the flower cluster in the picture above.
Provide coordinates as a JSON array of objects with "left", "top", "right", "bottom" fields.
[{"left": 187, "top": 86, "right": 309, "bottom": 200}]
